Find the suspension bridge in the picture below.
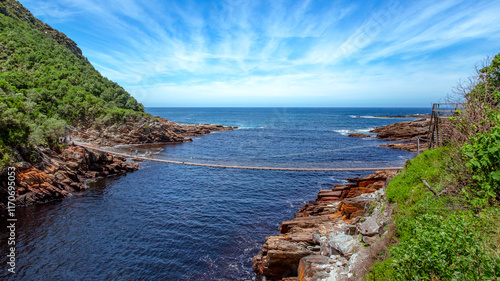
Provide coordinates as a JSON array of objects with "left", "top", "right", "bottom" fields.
[{"left": 74, "top": 142, "right": 403, "bottom": 172}]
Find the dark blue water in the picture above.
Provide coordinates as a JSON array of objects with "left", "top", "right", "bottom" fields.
[{"left": 1, "top": 108, "right": 428, "bottom": 280}]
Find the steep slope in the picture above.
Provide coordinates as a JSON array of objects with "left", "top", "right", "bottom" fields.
[
  {"left": 0, "top": 0, "right": 234, "bottom": 207},
  {"left": 0, "top": 0, "right": 83, "bottom": 58},
  {"left": 0, "top": 0, "right": 148, "bottom": 169}
]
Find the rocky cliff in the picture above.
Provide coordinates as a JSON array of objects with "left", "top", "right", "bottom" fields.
[
  {"left": 0, "top": 145, "right": 137, "bottom": 208},
  {"left": 71, "top": 117, "right": 236, "bottom": 146},
  {"left": 253, "top": 170, "right": 398, "bottom": 281},
  {"left": 1, "top": 118, "right": 235, "bottom": 208}
]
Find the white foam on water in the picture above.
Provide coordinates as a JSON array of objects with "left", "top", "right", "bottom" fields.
[
  {"left": 235, "top": 125, "right": 266, "bottom": 129},
  {"left": 333, "top": 129, "right": 351, "bottom": 136},
  {"left": 333, "top": 127, "right": 376, "bottom": 136}
]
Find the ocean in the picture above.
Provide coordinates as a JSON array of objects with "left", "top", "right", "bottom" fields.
[{"left": 0, "top": 107, "right": 429, "bottom": 280}]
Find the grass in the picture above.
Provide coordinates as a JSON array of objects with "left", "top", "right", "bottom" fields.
[{"left": 367, "top": 148, "right": 500, "bottom": 280}]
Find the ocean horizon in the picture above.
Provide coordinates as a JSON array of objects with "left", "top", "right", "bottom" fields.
[{"left": 2, "top": 107, "right": 429, "bottom": 280}]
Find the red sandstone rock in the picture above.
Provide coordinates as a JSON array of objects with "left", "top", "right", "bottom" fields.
[
  {"left": 369, "top": 118, "right": 433, "bottom": 152},
  {"left": 297, "top": 255, "right": 331, "bottom": 280},
  {"left": 72, "top": 117, "right": 236, "bottom": 146},
  {"left": 370, "top": 118, "right": 430, "bottom": 141},
  {"left": 6, "top": 146, "right": 139, "bottom": 207},
  {"left": 253, "top": 170, "right": 397, "bottom": 280},
  {"left": 331, "top": 184, "right": 350, "bottom": 191},
  {"left": 380, "top": 142, "right": 429, "bottom": 152},
  {"left": 253, "top": 237, "right": 314, "bottom": 280},
  {"left": 346, "top": 170, "right": 397, "bottom": 183},
  {"left": 338, "top": 198, "right": 368, "bottom": 220}
]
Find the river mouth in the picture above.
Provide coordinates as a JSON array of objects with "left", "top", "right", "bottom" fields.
[{"left": 0, "top": 108, "right": 427, "bottom": 280}]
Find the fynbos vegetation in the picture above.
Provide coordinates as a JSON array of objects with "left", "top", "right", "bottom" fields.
[
  {"left": 368, "top": 53, "right": 500, "bottom": 280},
  {"left": 0, "top": 0, "right": 146, "bottom": 170}
]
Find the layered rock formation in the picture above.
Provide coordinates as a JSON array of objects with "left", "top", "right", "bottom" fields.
[
  {"left": 370, "top": 118, "right": 430, "bottom": 152},
  {"left": 370, "top": 118, "right": 430, "bottom": 141},
  {"left": 348, "top": 118, "right": 431, "bottom": 152},
  {"left": 72, "top": 117, "right": 236, "bottom": 146},
  {"left": 347, "top": 133, "right": 370, "bottom": 138},
  {"left": 1, "top": 116, "right": 235, "bottom": 208},
  {"left": 253, "top": 170, "right": 398, "bottom": 281},
  {"left": 0, "top": 146, "right": 138, "bottom": 208}
]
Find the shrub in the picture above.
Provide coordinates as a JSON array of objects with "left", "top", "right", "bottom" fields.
[
  {"left": 386, "top": 213, "right": 498, "bottom": 280},
  {"left": 461, "top": 126, "right": 500, "bottom": 206}
]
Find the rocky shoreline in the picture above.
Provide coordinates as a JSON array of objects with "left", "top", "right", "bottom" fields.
[
  {"left": 71, "top": 116, "right": 237, "bottom": 146},
  {"left": 0, "top": 146, "right": 138, "bottom": 208},
  {"left": 349, "top": 118, "right": 431, "bottom": 152},
  {"left": 251, "top": 119, "right": 434, "bottom": 280},
  {"left": 1, "top": 118, "right": 235, "bottom": 208},
  {"left": 253, "top": 170, "right": 398, "bottom": 281}
]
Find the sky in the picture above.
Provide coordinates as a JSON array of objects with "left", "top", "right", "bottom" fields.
[{"left": 20, "top": 0, "right": 500, "bottom": 107}]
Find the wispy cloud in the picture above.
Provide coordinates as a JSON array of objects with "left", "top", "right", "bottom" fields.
[{"left": 21, "top": 0, "right": 500, "bottom": 106}]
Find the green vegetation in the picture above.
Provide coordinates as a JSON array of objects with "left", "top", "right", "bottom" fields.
[
  {"left": 0, "top": 0, "right": 147, "bottom": 171},
  {"left": 367, "top": 53, "right": 500, "bottom": 280},
  {"left": 462, "top": 126, "right": 500, "bottom": 206},
  {"left": 368, "top": 149, "right": 500, "bottom": 280}
]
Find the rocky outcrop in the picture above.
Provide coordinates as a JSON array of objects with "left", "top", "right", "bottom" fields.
[
  {"left": 347, "top": 133, "right": 371, "bottom": 138},
  {"left": 1, "top": 113, "right": 235, "bottom": 208},
  {"left": 72, "top": 117, "right": 236, "bottom": 146},
  {"left": 1, "top": 115, "right": 235, "bottom": 207},
  {"left": 0, "top": 145, "right": 138, "bottom": 208},
  {"left": 370, "top": 118, "right": 430, "bottom": 141},
  {"left": 369, "top": 118, "right": 431, "bottom": 152},
  {"left": 346, "top": 119, "right": 431, "bottom": 152},
  {"left": 253, "top": 170, "right": 398, "bottom": 281},
  {"left": 169, "top": 122, "right": 237, "bottom": 137}
]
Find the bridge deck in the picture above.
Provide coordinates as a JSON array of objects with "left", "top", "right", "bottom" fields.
[{"left": 75, "top": 142, "right": 403, "bottom": 172}]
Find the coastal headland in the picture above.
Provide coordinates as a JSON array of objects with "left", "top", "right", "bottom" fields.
[{"left": 0, "top": 120, "right": 235, "bottom": 208}]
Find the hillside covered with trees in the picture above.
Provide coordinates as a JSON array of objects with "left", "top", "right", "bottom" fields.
[{"left": 0, "top": 0, "right": 146, "bottom": 170}]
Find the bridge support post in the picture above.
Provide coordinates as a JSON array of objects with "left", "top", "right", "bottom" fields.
[{"left": 417, "top": 137, "right": 420, "bottom": 155}]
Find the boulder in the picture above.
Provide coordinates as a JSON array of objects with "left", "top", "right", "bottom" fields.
[
  {"left": 254, "top": 237, "right": 314, "bottom": 280},
  {"left": 327, "top": 232, "right": 360, "bottom": 256},
  {"left": 297, "top": 255, "right": 331, "bottom": 281},
  {"left": 347, "top": 133, "right": 371, "bottom": 138}
]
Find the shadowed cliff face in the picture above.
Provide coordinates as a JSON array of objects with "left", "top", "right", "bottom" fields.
[
  {"left": 0, "top": 145, "right": 138, "bottom": 208},
  {"left": 0, "top": 0, "right": 83, "bottom": 58}
]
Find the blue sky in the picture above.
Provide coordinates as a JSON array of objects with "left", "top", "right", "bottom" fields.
[{"left": 20, "top": 0, "right": 500, "bottom": 107}]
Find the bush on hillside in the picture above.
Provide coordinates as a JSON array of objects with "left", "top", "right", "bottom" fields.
[{"left": 461, "top": 126, "right": 500, "bottom": 206}]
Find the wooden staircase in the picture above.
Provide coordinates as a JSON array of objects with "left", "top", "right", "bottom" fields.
[{"left": 428, "top": 103, "right": 462, "bottom": 148}]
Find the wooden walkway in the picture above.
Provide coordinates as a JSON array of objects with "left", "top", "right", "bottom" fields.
[{"left": 75, "top": 142, "right": 403, "bottom": 172}]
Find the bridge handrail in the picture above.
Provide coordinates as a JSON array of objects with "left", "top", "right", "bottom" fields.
[{"left": 74, "top": 142, "right": 403, "bottom": 172}]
